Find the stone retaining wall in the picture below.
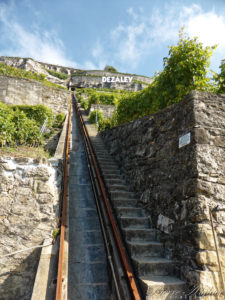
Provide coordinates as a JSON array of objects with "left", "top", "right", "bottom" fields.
[
  {"left": 101, "top": 91, "right": 225, "bottom": 294},
  {"left": 0, "top": 75, "right": 70, "bottom": 114},
  {"left": 70, "top": 75, "right": 147, "bottom": 91},
  {"left": 0, "top": 157, "right": 62, "bottom": 300},
  {"left": 89, "top": 104, "right": 115, "bottom": 119}
]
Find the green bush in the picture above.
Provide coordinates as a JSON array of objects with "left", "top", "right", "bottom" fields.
[
  {"left": 88, "top": 93, "right": 116, "bottom": 106},
  {"left": 0, "top": 102, "right": 15, "bottom": 146},
  {"left": 0, "top": 102, "right": 61, "bottom": 147},
  {"left": 115, "top": 29, "right": 216, "bottom": 125},
  {"left": 53, "top": 113, "right": 65, "bottom": 128},
  {"left": 213, "top": 59, "right": 225, "bottom": 93},
  {"left": 10, "top": 104, "right": 54, "bottom": 127},
  {"left": 89, "top": 110, "right": 105, "bottom": 125},
  {"left": 104, "top": 65, "right": 118, "bottom": 72},
  {"left": 47, "top": 69, "right": 69, "bottom": 80},
  {"left": 12, "top": 110, "right": 41, "bottom": 145}
]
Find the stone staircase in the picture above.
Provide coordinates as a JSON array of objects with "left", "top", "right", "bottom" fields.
[{"left": 82, "top": 118, "right": 186, "bottom": 299}]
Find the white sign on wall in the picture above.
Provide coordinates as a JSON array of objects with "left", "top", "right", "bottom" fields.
[
  {"left": 179, "top": 132, "right": 191, "bottom": 148},
  {"left": 102, "top": 76, "right": 133, "bottom": 83}
]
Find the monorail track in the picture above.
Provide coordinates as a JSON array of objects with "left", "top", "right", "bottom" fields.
[{"left": 55, "top": 94, "right": 142, "bottom": 300}]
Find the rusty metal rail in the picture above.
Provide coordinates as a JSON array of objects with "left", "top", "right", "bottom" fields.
[
  {"left": 74, "top": 95, "right": 142, "bottom": 300},
  {"left": 55, "top": 99, "right": 72, "bottom": 300}
]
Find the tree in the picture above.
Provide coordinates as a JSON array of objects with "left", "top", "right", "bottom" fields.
[
  {"left": 115, "top": 28, "right": 217, "bottom": 125},
  {"left": 213, "top": 59, "right": 225, "bottom": 93},
  {"left": 104, "top": 65, "right": 118, "bottom": 72},
  {"left": 151, "top": 27, "right": 217, "bottom": 108}
]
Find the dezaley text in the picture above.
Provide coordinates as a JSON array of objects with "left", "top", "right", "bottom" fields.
[{"left": 102, "top": 76, "right": 133, "bottom": 83}]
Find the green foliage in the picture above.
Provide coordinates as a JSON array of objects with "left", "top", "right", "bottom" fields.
[
  {"left": 88, "top": 109, "right": 117, "bottom": 131},
  {"left": 52, "top": 228, "right": 59, "bottom": 239},
  {"left": 10, "top": 104, "right": 54, "bottom": 127},
  {"left": 53, "top": 113, "right": 65, "bottom": 128},
  {"left": 0, "top": 102, "right": 60, "bottom": 147},
  {"left": 11, "top": 110, "right": 41, "bottom": 145},
  {"left": 75, "top": 88, "right": 134, "bottom": 110},
  {"left": 104, "top": 65, "right": 118, "bottom": 72},
  {"left": 115, "top": 28, "right": 216, "bottom": 125},
  {"left": 47, "top": 69, "right": 69, "bottom": 80},
  {"left": 80, "top": 99, "right": 88, "bottom": 109},
  {"left": 89, "top": 110, "right": 105, "bottom": 124},
  {"left": 0, "top": 63, "right": 66, "bottom": 89},
  {"left": 0, "top": 102, "right": 15, "bottom": 146},
  {"left": 213, "top": 59, "right": 225, "bottom": 93},
  {"left": 88, "top": 93, "right": 117, "bottom": 106},
  {"left": 133, "top": 79, "right": 148, "bottom": 85}
]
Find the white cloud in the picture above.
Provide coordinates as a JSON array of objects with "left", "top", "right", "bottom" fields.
[
  {"left": 0, "top": 1, "right": 78, "bottom": 67},
  {"left": 187, "top": 11, "right": 225, "bottom": 48},
  {"left": 93, "top": 3, "right": 225, "bottom": 72}
]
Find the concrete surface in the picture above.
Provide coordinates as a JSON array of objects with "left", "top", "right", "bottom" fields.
[{"left": 67, "top": 105, "right": 111, "bottom": 300}]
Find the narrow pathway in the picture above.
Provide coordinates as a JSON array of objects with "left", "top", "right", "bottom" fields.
[{"left": 67, "top": 106, "right": 111, "bottom": 300}]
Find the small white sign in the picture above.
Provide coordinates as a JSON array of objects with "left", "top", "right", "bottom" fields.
[{"left": 179, "top": 132, "right": 191, "bottom": 148}]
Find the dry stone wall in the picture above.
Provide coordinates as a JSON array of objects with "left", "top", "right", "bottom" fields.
[
  {"left": 0, "top": 157, "right": 62, "bottom": 300},
  {"left": 89, "top": 104, "right": 115, "bottom": 119},
  {"left": 101, "top": 91, "right": 225, "bottom": 295},
  {"left": 0, "top": 75, "right": 70, "bottom": 114}
]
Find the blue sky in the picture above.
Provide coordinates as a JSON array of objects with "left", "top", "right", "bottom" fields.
[{"left": 0, "top": 0, "right": 225, "bottom": 77}]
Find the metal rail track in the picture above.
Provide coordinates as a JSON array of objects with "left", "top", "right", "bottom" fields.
[
  {"left": 55, "top": 94, "right": 142, "bottom": 300},
  {"left": 55, "top": 98, "right": 72, "bottom": 300}
]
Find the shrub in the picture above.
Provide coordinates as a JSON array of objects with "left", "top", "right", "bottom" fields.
[
  {"left": 53, "top": 113, "right": 65, "bottom": 128},
  {"left": 0, "top": 102, "right": 61, "bottom": 147},
  {"left": 10, "top": 104, "right": 54, "bottom": 127},
  {"left": 104, "top": 65, "right": 118, "bottom": 72},
  {"left": 0, "top": 102, "right": 15, "bottom": 146},
  {"left": 47, "top": 69, "right": 69, "bottom": 80},
  {"left": 115, "top": 28, "right": 216, "bottom": 125},
  {"left": 89, "top": 110, "right": 105, "bottom": 125},
  {"left": 214, "top": 59, "right": 225, "bottom": 93}
]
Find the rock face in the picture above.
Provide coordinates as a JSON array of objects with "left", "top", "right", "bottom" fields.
[
  {"left": 0, "top": 56, "right": 64, "bottom": 85},
  {"left": 0, "top": 75, "right": 70, "bottom": 114},
  {"left": 69, "top": 72, "right": 153, "bottom": 91},
  {"left": 0, "top": 56, "right": 153, "bottom": 91},
  {"left": 0, "top": 157, "right": 62, "bottom": 300},
  {"left": 101, "top": 91, "right": 225, "bottom": 295}
]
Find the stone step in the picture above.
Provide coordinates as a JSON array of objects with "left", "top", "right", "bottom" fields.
[
  {"left": 122, "top": 228, "right": 157, "bottom": 242},
  {"left": 107, "top": 184, "right": 130, "bottom": 192},
  {"left": 97, "top": 157, "right": 116, "bottom": 162},
  {"left": 119, "top": 216, "right": 150, "bottom": 228},
  {"left": 115, "top": 207, "right": 146, "bottom": 217},
  {"left": 132, "top": 257, "right": 174, "bottom": 276},
  {"left": 139, "top": 276, "right": 186, "bottom": 300},
  {"left": 94, "top": 150, "right": 109, "bottom": 155},
  {"left": 102, "top": 170, "right": 121, "bottom": 176},
  {"left": 100, "top": 166, "right": 119, "bottom": 173},
  {"left": 99, "top": 162, "right": 118, "bottom": 169},
  {"left": 104, "top": 178, "right": 125, "bottom": 184},
  {"left": 101, "top": 173, "right": 122, "bottom": 180},
  {"left": 112, "top": 199, "right": 138, "bottom": 208},
  {"left": 110, "top": 191, "right": 136, "bottom": 200},
  {"left": 94, "top": 154, "right": 109, "bottom": 159},
  {"left": 127, "top": 241, "right": 164, "bottom": 257},
  {"left": 98, "top": 160, "right": 117, "bottom": 166}
]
